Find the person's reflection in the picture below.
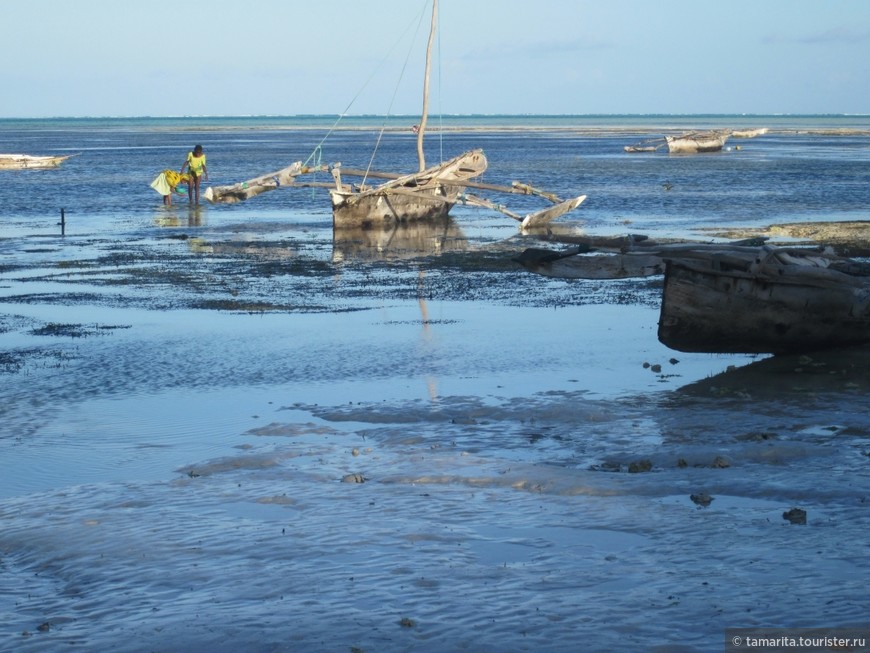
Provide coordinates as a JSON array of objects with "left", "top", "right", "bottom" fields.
[{"left": 187, "top": 206, "right": 203, "bottom": 227}]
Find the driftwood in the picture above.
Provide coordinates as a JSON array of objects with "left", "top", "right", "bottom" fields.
[
  {"left": 514, "top": 247, "right": 664, "bottom": 279},
  {"left": 514, "top": 235, "right": 771, "bottom": 280}
]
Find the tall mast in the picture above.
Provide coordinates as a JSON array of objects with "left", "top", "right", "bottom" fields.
[{"left": 416, "top": 0, "right": 437, "bottom": 172}]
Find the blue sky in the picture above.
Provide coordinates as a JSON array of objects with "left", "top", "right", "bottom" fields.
[{"left": 2, "top": 0, "right": 869, "bottom": 117}]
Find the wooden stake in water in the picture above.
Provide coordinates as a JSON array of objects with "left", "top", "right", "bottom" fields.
[{"left": 60, "top": 208, "right": 65, "bottom": 236}]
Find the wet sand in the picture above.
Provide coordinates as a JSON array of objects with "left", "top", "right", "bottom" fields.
[{"left": 1, "top": 210, "right": 869, "bottom": 652}]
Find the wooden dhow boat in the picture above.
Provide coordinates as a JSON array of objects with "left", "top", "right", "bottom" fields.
[
  {"left": 203, "top": 0, "right": 586, "bottom": 231},
  {"left": 0, "top": 153, "right": 76, "bottom": 169},
  {"left": 659, "top": 245, "right": 870, "bottom": 354},
  {"left": 326, "top": 1, "right": 496, "bottom": 229},
  {"left": 665, "top": 130, "right": 730, "bottom": 154},
  {"left": 625, "top": 127, "right": 766, "bottom": 154},
  {"left": 515, "top": 237, "right": 870, "bottom": 355},
  {"left": 328, "top": 148, "right": 487, "bottom": 228}
]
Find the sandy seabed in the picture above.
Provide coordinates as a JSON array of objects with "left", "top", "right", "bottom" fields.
[{"left": 1, "top": 210, "right": 869, "bottom": 652}]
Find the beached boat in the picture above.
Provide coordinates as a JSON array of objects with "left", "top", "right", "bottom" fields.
[
  {"left": 326, "top": 0, "right": 586, "bottom": 230},
  {"left": 203, "top": 0, "right": 586, "bottom": 231},
  {"left": 327, "top": 0, "right": 475, "bottom": 228},
  {"left": 665, "top": 130, "right": 730, "bottom": 154},
  {"left": 515, "top": 236, "right": 870, "bottom": 355},
  {"left": 658, "top": 246, "right": 870, "bottom": 354},
  {"left": 329, "top": 148, "right": 487, "bottom": 228},
  {"left": 625, "top": 127, "right": 760, "bottom": 154},
  {"left": 0, "top": 153, "right": 75, "bottom": 169}
]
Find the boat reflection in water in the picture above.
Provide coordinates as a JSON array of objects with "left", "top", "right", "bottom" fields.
[
  {"left": 676, "top": 344, "right": 870, "bottom": 399},
  {"left": 333, "top": 217, "right": 469, "bottom": 403},
  {"left": 331, "top": 216, "right": 467, "bottom": 263}
]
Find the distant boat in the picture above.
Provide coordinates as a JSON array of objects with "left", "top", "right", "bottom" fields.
[
  {"left": 665, "top": 130, "right": 730, "bottom": 154},
  {"left": 0, "top": 153, "right": 76, "bottom": 169},
  {"left": 625, "top": 127, "right": 762, "bottom": 154},
  {"left": 731, "top": 127, "right": 768, "bottom": 139},
  {"left": 658, "top": 246, "right": 870, "bottom": 354}
]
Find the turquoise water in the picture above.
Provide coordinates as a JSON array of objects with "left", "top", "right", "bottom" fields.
[{"left": 3, "top": 113, "right": 870, "bottom": 131}]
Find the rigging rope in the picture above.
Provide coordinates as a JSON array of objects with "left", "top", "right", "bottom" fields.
[
  {"left": 436, "top": 3, "right": 443, "bottom": 164},
  {"left": 361, "top": 0, "right": 430, "bottom": 186},
  {"left": 303, "top": 0, "right": 436, "bottom": 186}
]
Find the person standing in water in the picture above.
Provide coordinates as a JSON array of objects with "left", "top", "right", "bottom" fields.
[{"left": 180, "top": 144, "right": 208, "bottom": 205}]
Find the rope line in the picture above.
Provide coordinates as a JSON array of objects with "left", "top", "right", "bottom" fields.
[
  {"left": 361, "top": 0, "right": 430, "bottom": 187},
  {"left": 303, "top": 0, "right": 434, "bottom": 185}
]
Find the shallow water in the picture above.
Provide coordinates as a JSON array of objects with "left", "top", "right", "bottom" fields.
[{"left": 1, "top": 116, "right": 869, "bottom": 652}]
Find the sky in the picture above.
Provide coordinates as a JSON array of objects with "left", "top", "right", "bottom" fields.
[{"left": 2, "top": 0, "right": 869, "bottom": 118}]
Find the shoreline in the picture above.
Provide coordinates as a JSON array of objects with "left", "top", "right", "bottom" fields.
[
  {"left": 6, "top": 123, "right": 870, "bottom": 137},
  {"left": 3, "top": 114, "right": 870, "bottom": 137}
]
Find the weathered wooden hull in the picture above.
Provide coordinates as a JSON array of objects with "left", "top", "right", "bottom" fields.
[
  {"left": 665, "top": 132, "right": 729, "bottom": 154},
  {"left": 331, "top": 184, "right": 459, "bottom": 227},
  {"left": 330, "top": 149, "right": 487, "bottom": 228},
  {"left": 0, "top": 153, "right": 74, "bottom": 169},
  {"left": 658, "top": 253, "right": 870, "bottom": 354}
]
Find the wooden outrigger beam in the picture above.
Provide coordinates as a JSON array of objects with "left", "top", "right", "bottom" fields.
[
  {"left": 460, "top": 192, "right": 587, "bottom": 229},
  {"left": 459, "top": 194, "right": 523, "bottom": 221},
  {"left": 333, "top": 166, "right": 567, "bottom": 201},
  {"left": 510, "top": 182, "right": 562, "bottom": 204},
  {"left": 204, "top": 158, "right": 587, "bottom": 229},
  {"left": 204, "top": 162, "right": 329, "bottom": 204}
]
